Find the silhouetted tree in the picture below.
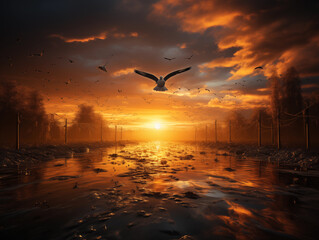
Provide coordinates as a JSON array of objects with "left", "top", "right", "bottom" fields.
[
  {"left": 0, "top": 81, "right": 49, "bottom": 146},
  {"left": 69, "top": 104, "right": 109, "bottom": 142},
  {"left": 269, "top": 67, "right": 303, "bottom": 118},
  {"left": 280, "top": 67, "right": 303, "bottom": 115},
  {"left": 269, "top": 71, "right": 281, "bottom": 119}
]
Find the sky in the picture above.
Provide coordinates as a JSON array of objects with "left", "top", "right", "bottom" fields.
[{"left": 1, "top": 0, "right": 319, "bottom": 132}]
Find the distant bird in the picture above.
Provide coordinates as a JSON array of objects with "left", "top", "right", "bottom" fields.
[
  {"left": 185, "top": 55, "right": 193, "bottom": 60},
  {"left": 205, "top": 89, "right": 210, "bottom": 92},
  {"left": 164, "top": 57, "right": 176, "bottom": 61},
  {"left": 98, "top": 64, "right": 107, "bottom": 72},
  {"left": 68, "top": 59, "right": 74, "bottom": 63},
  {"left": 64, "top": 79, "right": 71, "bottom": 85},
  {"left": 134, "top": 67, "right": 191, "bottom": 91},
  {"left": 254, "top": 66, "right": 263, "bottom": 70},
  {"left": 30, "top": 50, "right": 44, "bottom": 57}
]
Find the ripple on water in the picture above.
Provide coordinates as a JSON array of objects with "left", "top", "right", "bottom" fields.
[{"left": 0, "top": 142, "right": 318, "bottom": 240}]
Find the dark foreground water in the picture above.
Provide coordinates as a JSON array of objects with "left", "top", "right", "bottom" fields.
[{"left": 0, "top": 142, "right": 319, "bottom": 240}]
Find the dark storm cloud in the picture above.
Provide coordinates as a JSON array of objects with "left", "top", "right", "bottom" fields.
[
  {"left": 153, "top": 0, "right": 319, "bottom": 79},
  {"left": 1, "top": 0, "right": 318, "bottom": 119}
]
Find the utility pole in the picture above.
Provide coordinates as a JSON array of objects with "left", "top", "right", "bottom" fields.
[
  {"left": 64, "top": 119, "right": 68, "bottom": 144},
  {"left": 115, "top": 125, "right": 117, "bottom": 143},
  {"left": 205, "top": 124, "right": 208, "bottom": 143},
  {"left": 277, "top": 113, "right": 281, "bottom": 149},
  {"left": 229, "top": 120, "right": 231, "bottom": 143},
  {"left": 271, "top": 122, "right": 274, "bottom": 145},
  {"left": 100, "top": 120, "right": 103, "bottom": 143},
  {"left": 215, "top": 120, "right": 218, "bottom": 143},
  {"left": 120, "top": 127, "right": 123, "bottom": 141},
  {"left": 258, "top": 111, "right": 261, "bottom": 147},
  {"left": 303, "top": 107, "right": 310, "bottom": 150},
  {"left": 16, "top": 112, "right": 20, "bottom": 150},
  {"left": 194, "top": 126, "right": 197, "bottom": 143}
]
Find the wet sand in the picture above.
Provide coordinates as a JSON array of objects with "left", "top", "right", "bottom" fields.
[{"left": 0, "top": 142, "right": 319, "bottom": 240}]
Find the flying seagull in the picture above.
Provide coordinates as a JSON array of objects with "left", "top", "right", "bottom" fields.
[
  {"left": 185, "top": 55, "right": 193, "bottom": 60},
  {"left": 164, "top": 57, "right": 176, "bottom": 61},
  {"left": 134, "top": 67, "right": 191, "bottom": 91},
  {"left": 98, "top": 64, "right": 107, "bottom": 72},
  {"left": 29, "top": 50, "right": 44, "bottom": 57},
  {"left": 254, "top": 66, "right": 263, "bottom": 70}
]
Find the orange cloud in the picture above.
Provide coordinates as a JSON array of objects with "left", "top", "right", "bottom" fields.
[
  {"left": 130, "top": 32, "right": 139, "bottom": 37},
  {"left": 208, "top": 93, "right": 269, "bottom": 109},
  {"left": 152, "top": 0, "right": 240, "bottom": 32},
  {"left": 178, "top": 43, "right": 187, "bottom": 49},
  {"left": 50, "top": 32, "right": 107, "bottom": 43},
  {"left": 112, "top": 67, "right": 135, "bottom": 77},
  {"left": 51, "top": 31, "right": 138, "bottom": 43},
  {"left": 153, "top": 0, "right": 319, "bottom": 79}
]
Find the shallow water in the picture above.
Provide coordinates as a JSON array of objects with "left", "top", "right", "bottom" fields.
[{"left": 0, "top": 142, "right": 319, "bottom": 240}]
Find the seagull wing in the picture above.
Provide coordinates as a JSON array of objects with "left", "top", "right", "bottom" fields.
[
  {"left": 134, "top": 70, "right": 158, "bottom": 82},
  {"left": 164, "top": 67, "right": 191, "bottom": 81}
]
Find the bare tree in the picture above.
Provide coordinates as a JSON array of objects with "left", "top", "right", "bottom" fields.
[{"left": 280, "top": 67, "right": 303, "bottom": 115}]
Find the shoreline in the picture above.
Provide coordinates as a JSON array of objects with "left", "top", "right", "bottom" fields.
[
  {"left": 203, "top": 142, "right": 319, "bottom": 171},
  {"left": 0, "top": 141, "right": 127, "bottom": 168},
  {"left": 1, "top": 141, "right": 319, "bottom": 171}
]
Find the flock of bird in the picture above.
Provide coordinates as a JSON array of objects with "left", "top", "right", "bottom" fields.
[{"left": 5, "top": 46, "right": 267, "bottom": 123}]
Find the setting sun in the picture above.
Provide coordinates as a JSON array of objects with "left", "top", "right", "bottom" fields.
[{"left": 154, "top": 122, "right": 161, "bottom": 129}]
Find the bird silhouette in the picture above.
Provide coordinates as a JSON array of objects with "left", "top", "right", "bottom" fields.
[
  {"left": 98, "top": 64, "right": 107, "bottom": 72},
  {"left": 185, "top": 55, "right": 193, "bottom": 60},
  {"left": 164, "top": 57, "right": 176, "bottom": 61},
  {"left": 254, "top": 66, "right": 263, "bottom": 70},
  {"left": 29, "top": 50, "right": 44, "bottom": 57},
  {"left": 134, "top": 67, "right": 191, "bottom": 91},
  {"left": 64, "top": 79, "right": 72, "bottom": 85}
]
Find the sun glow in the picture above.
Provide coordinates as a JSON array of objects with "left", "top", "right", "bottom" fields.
[{"left": 154, "top": 122, "right": 161, "bottom": 130}]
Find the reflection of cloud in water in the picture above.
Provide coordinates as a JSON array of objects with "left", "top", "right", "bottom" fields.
[
  {"left": 204, "top": 189, "right": 227, "bottom": 198},
  {"left": 172, "top": 180, "right": 191, "bottom": 189},
  {"left": 172, "top": 180, "right": 211, "bottom": 190}
]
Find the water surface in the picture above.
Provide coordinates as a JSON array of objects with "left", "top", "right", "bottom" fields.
[{"left": 0, "top": 142, "right": 318, "bottom": 240}]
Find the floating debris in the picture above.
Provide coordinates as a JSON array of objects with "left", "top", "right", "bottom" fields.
[
  {"left": 224, "top": 167, "right": 235, "bottom": 172},
  {"left": 49, "top": 175, "right": 79, "bottom": 181},
  {"left": 178, "top": 235, "right": 195, "bottom": 240},
  {"left": 137, "top": 210, "right": 152, "bottom": 217},
  {"left": 179, "top": 155, "right": 194, "bottom": 160},
  {"left": 160, "top": 229, "right": 181, "bottom": 236},
  {"left": 184, "top": 191, "right": 200, "bottom": 199},
  {"left": 54, "top": 163, "right": 64, "bottom": 167},
  {"left": 127, "top": 222, "right": 136, "bottom": 228},
  {"left": 93, "top": 168, "right": 108, "bottom": 173}
]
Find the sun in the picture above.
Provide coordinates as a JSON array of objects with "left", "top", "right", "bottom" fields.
[{"left": 154, "top": 122, "right": 161, "bottom": 130}]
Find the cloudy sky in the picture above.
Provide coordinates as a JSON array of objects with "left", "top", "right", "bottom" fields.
[{"left": 1, "top": 0, "right": 319, "bottom": 130}]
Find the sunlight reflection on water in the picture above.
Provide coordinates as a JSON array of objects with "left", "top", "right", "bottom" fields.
[{"left": 0, "top": 141, "right": 318, "bottom": 240}]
